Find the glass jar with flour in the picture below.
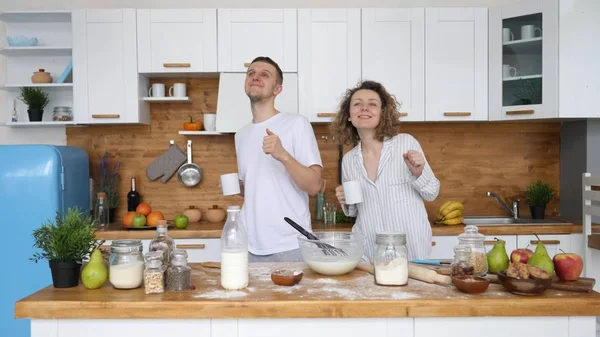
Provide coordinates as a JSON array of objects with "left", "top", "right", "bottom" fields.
[
  {"left": 220, "top": 206, "right": 248, "bottom": 290},
  {"left": 109, "top": 240, "right": 144, "bottom": 289},
  {"left": 373, "top": 232, "right": 409, "bottom": 286}
]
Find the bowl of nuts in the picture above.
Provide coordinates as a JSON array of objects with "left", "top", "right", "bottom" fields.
[
  {"left": 452, "top": 276, "right": 490, "bottom": 294},
  {"left": 497, "top": 262, "right": 552, "bottom": 296}
]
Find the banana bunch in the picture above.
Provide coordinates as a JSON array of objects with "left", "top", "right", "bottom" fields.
[{"left": 435, "top": 201, "right": 464, "bottom": 225}]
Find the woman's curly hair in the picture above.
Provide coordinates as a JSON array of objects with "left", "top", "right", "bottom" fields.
[{"left": 329, "top": 80, "right": 402, "bottom": 145}]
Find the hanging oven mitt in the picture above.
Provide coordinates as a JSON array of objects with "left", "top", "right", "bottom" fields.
[{"left": 146, "top": 141, "right": 186, "bottom": 182}]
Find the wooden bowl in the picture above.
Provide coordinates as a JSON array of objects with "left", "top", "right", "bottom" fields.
[
  {"left": 497, "top": 271, "right": 552, "bottom": 296},
  {"left": 271, "top": 269, "right": 303, "bottom": 286},
  {"left": 452, "top": 276, "right": 490, "bottom": 294}
]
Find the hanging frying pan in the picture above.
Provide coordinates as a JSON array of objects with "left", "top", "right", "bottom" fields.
[{"left": 177, "top": 140, "right": 202, "bottom": 187}]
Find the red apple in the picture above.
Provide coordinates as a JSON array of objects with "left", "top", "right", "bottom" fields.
[
  {"left": 510, "top": 247, "right": 534, "bottom": 264},
  {"left": 553, "top": 250, "right": 583, "bottom": 281}
]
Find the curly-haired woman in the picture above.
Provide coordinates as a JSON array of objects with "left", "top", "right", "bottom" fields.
[{"left": 330, "top": 80, "right": 440, "bottom": 261}]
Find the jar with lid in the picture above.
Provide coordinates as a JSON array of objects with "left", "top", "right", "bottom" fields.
[
  {"left": 450, "top": 244, "right": 474, "bottom": 277},
  {"left": 457, "top": 225, "right": 488, "bottom": 276},
  {"left": 144, "top": 252, "right": 164, "bottom": 294},
  {"left": 109, "top": 240, "right": 144, "bottom": 289},
  {"left": 52, "top": 106, "right": 72, "bottom": 121},
  {"left": 373, "top": 232, "right": 409, "bottom": 286},
  {"left": 149, "top": 220, "right": 175, "bottom": 267},
  {"left": 166, "top": 249, "right": 191, "bottom": 291},
  {"left": 220, "top": 205, "right": 248, "bottom": 290}
]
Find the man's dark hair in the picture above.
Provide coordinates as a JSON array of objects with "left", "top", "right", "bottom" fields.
[{"left": 250, "top": 56, "right": 284, "bottom": 85}]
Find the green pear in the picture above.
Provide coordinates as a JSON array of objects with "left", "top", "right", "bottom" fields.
[
  {"left": 81, "top": 249, "right": 108, "bottom": 290},
  {"left": 487, "top": 238, "right": 509, "bottom": 273},
  {"left": 527, "top": 234, "right": 555, "bottom": 275}
]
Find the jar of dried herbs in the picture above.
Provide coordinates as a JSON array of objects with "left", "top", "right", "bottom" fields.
[
  {"left": 144, "top": 252, "right": 164, "bottom": 294},
  {"left": 166, "top": 249, "right": 191, "bottom": 291}
]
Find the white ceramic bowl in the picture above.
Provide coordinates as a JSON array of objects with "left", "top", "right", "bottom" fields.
[{"left": 297, "top": 232, "right": 364, "bottom": 276}]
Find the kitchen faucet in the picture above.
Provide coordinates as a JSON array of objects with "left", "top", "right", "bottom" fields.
[{"left": 486, "top": 192, "right": 520, "bottom": 219}]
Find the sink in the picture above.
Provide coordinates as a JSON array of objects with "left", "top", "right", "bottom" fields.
[{"left": 462, "top": 216, "right": 568, "bottom": 226}]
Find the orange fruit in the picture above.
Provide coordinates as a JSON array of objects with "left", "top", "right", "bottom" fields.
[
  {"left": 123, "top": 212, "right": 136, "bottom": 226},
  {"left": 136, "top": 203, "right": 152, "bottom": 216},
  {"left": 146, "top": 211, "right": 165, "bottom": 227}
]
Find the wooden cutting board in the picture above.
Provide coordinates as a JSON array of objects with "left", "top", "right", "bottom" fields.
[{"left": 487, "top": 274, "right": 596, "bottom": 293}]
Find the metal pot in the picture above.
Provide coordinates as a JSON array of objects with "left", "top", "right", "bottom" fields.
[{"left": 177, "top": 140, "right": 202, "bottom": 187}]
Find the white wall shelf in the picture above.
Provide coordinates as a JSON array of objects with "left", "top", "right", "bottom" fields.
[
  {"left": 0, "top": 84, "right": 73, "bottom": 91},
  {"left": 0, "top": 11, "right": 71, "bottom": 22},
  {"left": 142, "top": 97, "right": 191, "bottom": 103},
  {"left": 0, "top": 46, "right": 72, "bottom": 56},
  {"left": 178, "top": 131, "right": 222, "bottom": 135},
  {"left": 6, "top": 121, "right": 76, "bottom": 127},
  {"left": 502, "top": 74, "right": 543, "bottom": 81}
]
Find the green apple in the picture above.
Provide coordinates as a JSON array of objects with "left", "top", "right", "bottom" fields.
[
  {"left": 132, "top": 214, "right": 146, "bottom": 227},
  {"left": 175, "top": 214, "right": 189, "bottom": 229}
]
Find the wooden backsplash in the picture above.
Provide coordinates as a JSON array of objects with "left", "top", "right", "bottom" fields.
[{"left": 66, "top": 78, "right": 561, "bottom": 222}]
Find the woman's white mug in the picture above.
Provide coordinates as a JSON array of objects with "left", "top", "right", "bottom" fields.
[
  {"left": 220, "top": 173, "right": 241, "bottom": 196},
  {"left": 148, "top": 83, "right": 165, "bottom": 97},
  {"left": 343, "top": 181, "right": 363, "bottom": 204},
  {"left": 169, "top": 83, "right": 187, "bottom": 97}
]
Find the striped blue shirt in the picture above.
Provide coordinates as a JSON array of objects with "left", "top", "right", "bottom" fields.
[{"left": 342, "top": 133, "right": 440, "bottom": 261}]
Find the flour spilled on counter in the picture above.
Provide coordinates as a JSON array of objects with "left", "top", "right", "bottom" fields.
[
  {"left": 315, "top": 278, "right": 339, "bottom": 285},
  {"left": 194, "top": 290, "right": 248, "bottom": 299}
]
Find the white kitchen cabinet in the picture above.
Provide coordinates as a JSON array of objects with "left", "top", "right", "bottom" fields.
[
  {"left": 298, "top": 9, "right": 361, "bottom": 123},
  {"left": 72, "top": 9, "right": 149, "bottom": 124},
  {"left": 425, "top": 8, "right": 488, "bottom": 122},
  {"left": 137, "top": 9, "right": 217, "bottom": 74},
  {"left": 362, "top": 8, "right": 425, "bottom": 122},
  {"left": 517, "top": 234, "right": 570, "bottom": 259},
  {"left": 218, "top": 9, "right": 297, "bottom": 72},
  {"left": 430, "top": 234, "right": 517, "bottom": 260},
  {"left": 174, "top": 238, "right": 221, "bottom": 263}
]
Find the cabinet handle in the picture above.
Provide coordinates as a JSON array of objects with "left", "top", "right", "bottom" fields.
[
  {"left": 530, "top": 240, "right": 560, "bottom": 245},
  {"left": 244, "top": 62, "right": 251, "bottom": 67},
  {"left": 176, "top": 244, "right": 206, "bottom": 250},
  {"left": 483, "top": 240, "right": 497, "bottom": 245},
  {"left": 506, "top": 109, "right": 535, "bottom": 115},
  {"left": 91, "top": 114, "right": 120, "bottom": 119},
  {"left": 316, "top": 113, "right": 337, "bottom": 118},
  {"left": 399, "top": 112, "right": 408, "bottom": 117},
  {"left": 431, "top": 241, "right": 436, "bottom": 246},
  {"left": 444, "top": 112, "right": 471, "bottom": 117},
  {"left": 163, "top": 63, "right": 191, "bottom": 68}
]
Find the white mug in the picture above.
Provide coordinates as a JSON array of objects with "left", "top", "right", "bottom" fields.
[
  {"left": 343, "top": 180, "right": 363, "bottom": 205},
  {"left": 204, "top": 113, "right": 216, "bottom": 131},
  {"left": 148, "top": 83, "right": 165, "bottom": 97},
  {"left": 521, "top": 25, "right": 542, "bottom": 39},
  {"left": 503, "top": 64, "right": 517, "bottom": 78},
  {"left": 220, "top": 173, "right": 241, "bottom": 196},
  {"left": 169, "top": 83, "right": 187, "bottom": 97},
  {"left": 503, "top": 28, "right": 514, "bottom": 43}
]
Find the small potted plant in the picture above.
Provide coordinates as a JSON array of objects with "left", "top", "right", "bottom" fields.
[
  {"left": 525, "top": 181, "right": 556, "bottom": 220},
  {"left": 94, "top": 151, "right": 121, "bottom": 222},
  {"left": 18, "top": 87, "right": 50, "bottom": 122},
  {"left": 31, "top": 207, "right": 98, "bottom": 288}
]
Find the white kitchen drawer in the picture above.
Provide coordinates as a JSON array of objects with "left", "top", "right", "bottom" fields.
[
  {"left": 173, "top": 238, "right": 221, "bottom": 263},
  {"left": 429, "top": 236, "right": 457, "bottom": 259},
  {"left": 517, "top": 234, "right": 570, "bottom": 259}
]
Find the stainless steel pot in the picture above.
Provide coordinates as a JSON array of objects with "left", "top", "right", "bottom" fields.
[{"left": 177, "top": 140, "right": 202, "bottom": 187}]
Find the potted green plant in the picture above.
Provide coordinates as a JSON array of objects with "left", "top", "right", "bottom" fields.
[
  {"left": 18, "top": 87, "right": 50, "bottom": 122},
  {"left": 31, "top": 207, "right": 98, "bottom": 288},
  {"left": 525, "top": 181, "right": 556, "bottom": 220},
  {"left": 94, "top": 151, "right": 121, "bottom": 222}
]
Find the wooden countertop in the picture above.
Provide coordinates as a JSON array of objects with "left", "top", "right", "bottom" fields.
[
  {"left": 15, "top": 262, "right": 600, "bottom": 319},
  {"left": 94, "top": 217, "right": 599, "bottom": 240}
]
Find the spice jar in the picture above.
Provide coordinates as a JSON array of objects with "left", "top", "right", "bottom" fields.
[
  {"left": 144, "top": 252, "right": 164, "bottom": 294},
  {"left": 373, "top": 232, "right": 409, "bottom": 286},
  {"left": 166, "top": 249, "right": 192, "bottom": 291},
  {"left": 52, "top": 106, "right": 72, "bottom": 121},
  {"left": 109, "top": 240, "right": 144, "bottom": 289},
  {"left": 457, "top": 225, "right": 488, "bottom": 276},
  {"left": 451, "top": 244, "right": 474, "bottom": 277}
]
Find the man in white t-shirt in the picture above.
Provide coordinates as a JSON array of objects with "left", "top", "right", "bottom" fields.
[{"left": 233, "top": 56, "right": 323, "bottom": 262}]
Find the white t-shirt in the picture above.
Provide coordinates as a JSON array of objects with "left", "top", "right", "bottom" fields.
[{"left": 234, "top": 112, "right": 323, "bottom": 255}]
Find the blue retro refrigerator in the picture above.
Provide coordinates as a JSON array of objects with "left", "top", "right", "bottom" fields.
[{"left": 0, "top": 145, "right": 91, "bottom": 337}]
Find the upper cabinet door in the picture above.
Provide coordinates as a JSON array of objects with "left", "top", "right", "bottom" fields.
[
  {"left": 137, "top": 9, "right": 218, "bottom": 73},
  {"left": 425, "top": 8, "right": 488, "bottom": 121},
  {"left": 298, "top": 9, "right": 361, "bottom": 123},
  {"left": 218, "top": 9, "right": 297, "bottom": 72},
  {"left": 73, "top": 9, "right": 149, "bottom": 125},
  {"left": 362, "top": 8, "right": 425, "bottom": 122},
  {"left": 488, "top": 0, "right": 558, "bottom": 121}
]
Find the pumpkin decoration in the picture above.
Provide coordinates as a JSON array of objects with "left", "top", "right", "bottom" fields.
[
  {"left": 182, "top": 205, "right": 202, "bottom": 223},
  {"left": 183, "top": 114, "right": 202, "bottom": 131},
  {"left": 205, "top": 205, "right": 226, "bottom": 223}
]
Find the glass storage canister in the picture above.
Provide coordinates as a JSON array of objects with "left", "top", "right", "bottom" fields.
[
  {"left": 166, "top": 249, "right": 192, "bottom": 291},
  {"left": 149, "top": 220, "right": 175, "bottom": 267},
  {"left": 144, "top": 251, "right": 164, "bottom": 294},
  {"left": 450, "top": 244, "right": 474, "bottom": 277},
  {"left": 109, "top": 240, "right": 144, "bottom": 289},
  {"left": 52, "top": 106, "right": 72, "bottom": 121},
  {"left": 457, "top": 225, "right": 488, "bottom": 276},
  {"left": 373, "top": 232, "right": 409, "bottom": 286}
]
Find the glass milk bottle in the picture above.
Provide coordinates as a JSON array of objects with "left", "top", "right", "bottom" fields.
[{"left": 220, "top": 206, "right": 248, "bottom": 290}]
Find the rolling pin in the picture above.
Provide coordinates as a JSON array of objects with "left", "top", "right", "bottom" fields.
[{"left": 357, "top": 262, "right": 452, "bottom": 286}]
